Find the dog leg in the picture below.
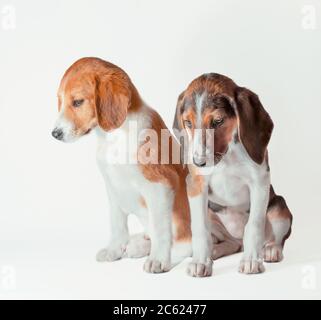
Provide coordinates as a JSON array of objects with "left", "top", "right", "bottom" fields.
[
  {"left": 96, "top": 187, "right": 129, "bottom": 262},
  {"left": 186, "top": 175, "right": 213, "bottom": 278},
  {"left": 239, "top": 177, "right": 270, "bottom": 275},
  {"left": 263, "top": 195, "right": 292, "bottom": 263},
  {"left": 212, "top": 240, "right": 242, "bottom": 260},
  {"left": 143, "top": 184, "right": 173, "bottom": 274},
  {"left": 209, "top": 207, "right": 244, "bottom": 260},
  {"left": 96, "top": 207, "right": 129, "bottom": 262}
]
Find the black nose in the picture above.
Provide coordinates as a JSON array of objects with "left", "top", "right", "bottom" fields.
[
  {"left": 193, "top": 158, "right": 206, "bottom": 167},
  {"left": 52, "top": 128, "right": 64, "bottom": 141}
]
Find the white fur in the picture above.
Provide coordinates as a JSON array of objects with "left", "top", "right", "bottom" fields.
[
  {"left": 123, "top": 234, "right": 151, "bottom": 259},
  {"left": 189, "top": 135, "right": 271, "bottom": 275},
  {"left": 210, "top": 142, "right": 270, "bottom": 272},
  {"left": 191, "top": 93, "right": 211, "bottom": 165},
  {"left": 95, "top": 107, "right": 174, "bottom": 273},
  {"left": 186, "top": 177, "right": 213, "bottom": 277},
  {"left": 54, "top": 106, "right": 78, "bottom": 143},
  {"left": 54, "top": 101, "right": 188, "bottom": 272}
]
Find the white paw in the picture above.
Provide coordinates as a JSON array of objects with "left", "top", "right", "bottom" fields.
[
  {"left": 187, "top": 258, "right": 213, "bottom": 277},
  {"left": 96, "top": 245, "right": 125, "bottom": 262},
  {"left": 124, "top": 234, "right": 151, "bottom": 258},
  {"left": 263, "top": 244, "right": 283, "bottom": 263},
  {"left": 143, "top": 258, "right": 170, "bottom": 274},
  {"left": 239, "top": 258, "right": 265, "bottom": 274}
]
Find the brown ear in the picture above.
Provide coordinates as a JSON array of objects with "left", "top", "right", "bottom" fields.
[
  {"left": 95, "top": 74, "right": 131, "bottom": 131},
  {"left": 234, "top": 87, "right": 274, "bottom": 164},
  {"left": 173, "top": 91, "right": 185, "bottom": 134},
  {"left": 172, "top": 91, "right": 188, "bottom": 165}
]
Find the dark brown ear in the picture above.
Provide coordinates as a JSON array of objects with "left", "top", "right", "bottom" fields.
[
  {"left": 95, "top": 74, "right": 131, "bottom": 131},
  {"left": 172, "top": 91, "right": 188, "bottom": 164},
  {"left": 234, "top": 87, "right": 274, "bottom": 164},
  {"left": 173, "top": 91, "right": 185, "bottom": 134}
]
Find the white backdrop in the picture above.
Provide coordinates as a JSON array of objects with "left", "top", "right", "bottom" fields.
[{"left": 0, "top": 0, "right": 320, "bottom": 299}]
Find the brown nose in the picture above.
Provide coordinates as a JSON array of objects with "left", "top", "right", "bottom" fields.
[{"left": 52, "top": 128, "right": 64, "bottom": 141}]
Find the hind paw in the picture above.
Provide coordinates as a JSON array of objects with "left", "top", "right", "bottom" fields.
[{"left": 263, "top": 244, "right": 283, "bottom": 263}]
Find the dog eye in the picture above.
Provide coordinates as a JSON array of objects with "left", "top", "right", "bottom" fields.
[
  {"left": 210, "top": 118, "right": 224, "bottom": 129},
  {"left": 184, "top": 120, "right": 193, "bottom": 129},
  {"left": 72, "top": 99, "right": 84, "bottom": 108}
]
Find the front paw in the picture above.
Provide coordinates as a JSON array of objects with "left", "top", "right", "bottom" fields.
[
  {"left": 143, "top": 258, "right": 170, "bottom": 274},
  {"left": 187, "top": 258, "right": 213, "bottom": 277},
  {"left": 96, "top": 244, "right": 126, "bottom": 262},
  {"left": 239, "top": 257, "right": 265, "bottom": 274}
]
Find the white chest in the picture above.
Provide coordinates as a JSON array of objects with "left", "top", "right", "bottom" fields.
[
  {"left": 95, "top": 126, "right": 146, "bottom": 215},
  {"left": 209, "top": 171, "right": 250, "bottom": 208},
  {"left": 208, "top": 144, "right": 252, "bottom": 209}
]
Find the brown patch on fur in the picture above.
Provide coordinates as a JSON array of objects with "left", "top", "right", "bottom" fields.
[
  {"left": 203, "top": 108, "right": 225, "bottom": 125},
  {"left": 139, "top": 109, "right": 180, "bottom": 185},
  {"left": 267, "top": 194, "right": 292, "bottom": 221},
  {"left": 58, "top": 58, "right": 192, "bottom": 243},
  {"left": 267, "top": 206, "right": 291, "bottom": 221},
  {"left": 173, "top": 173, "right": 192, "bottom": 242},
  {"left": 211, "top": 111, "right": 237, "bottom": 155},
  {"left": 139, "top": 109, "right": 192, "bottom": 242},
  {"left": 59, "top": 73, "right": 97, "bottom": 135},
  {"left": 173, "top": 73, "right": 274, "bottom": 165},
  {"left": 267, "top": 189, "right": 293, "bottom": 245},
  {"left": 173, "top": 91, "right": 185, "bottom": 133},
  {"left": 183, "top": 73, "right": 236, "bottom": 100},
  {"left": 180, "top": 108, "right": 197, "bottom": 148},
  {"left": 186, "top": 165, "right": 205, "bottom": 197},
  {"left": 95, "top": 74, "right": 130, "bottom": 131},
  {"left": 235, "top": 88, "right": 274, "bottom": 164},
  {"left": 58, "top": 57, "right": 142, "bottom": 135},
  {"left": 182, "top": 108, "right": 196, "bottom": 130},
  {"left": 179, "top": 98, "right": 238, "bottom": 161}
]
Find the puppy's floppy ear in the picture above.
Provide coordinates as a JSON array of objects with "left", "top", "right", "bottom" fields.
[
  {"left": 234, "top": 87, "right": 274, "bottom": 164},
  {"left": 172, "top": 90, "right": 188, "bottom": 165},
  {"left": 95, "top": 73, "right": 131, "bottom": 131},
  {"left": 173, "top": 91, "right": 185, "bottom": 134}
]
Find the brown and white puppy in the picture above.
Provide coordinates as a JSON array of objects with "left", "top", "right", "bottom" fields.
[
  {"left": 52, "top": 57, "right": 192, "bottom": 273},
  {"left": 173, "top": 73, "right": 293, "bottom": 276}
]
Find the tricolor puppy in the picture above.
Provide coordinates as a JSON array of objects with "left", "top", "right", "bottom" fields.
[
  {"left": 173, "top": 73, "right": 293, "bottom": 276},
  {"left": 52, "top": 57, "right": 192, "bottom": 273}
]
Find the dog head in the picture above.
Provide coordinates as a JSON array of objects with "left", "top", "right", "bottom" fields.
[
  {"left": 52, "top": 57, "right": 133, "bottom": 142},
  {"left": 173, "top": 73, "right": 274, "bottom": 167}
]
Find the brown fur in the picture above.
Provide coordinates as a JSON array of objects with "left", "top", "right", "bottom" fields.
[
  {"left": 58, "top": 57, "right": 142, "bottom": 135},
  {"left": 267, "top": 188, "right": 293, "bottom": 245},
  {"left": 139, "top": 109, "right": 192, "bottom": 242},
  {"left": 173, "top": 73, "right": 292, "bottom": 261},
  {"left": 186, "top": 165, "right": 205, "bottom": 197},
  {"left": 235, "top": 88, "right": 274, "bottom": 164},
  {"left": 173, "top": 73, "right": 274, "bottom": 165},
  {"left": 58, "top": 57, "right": 192, "bottom": 244}
]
